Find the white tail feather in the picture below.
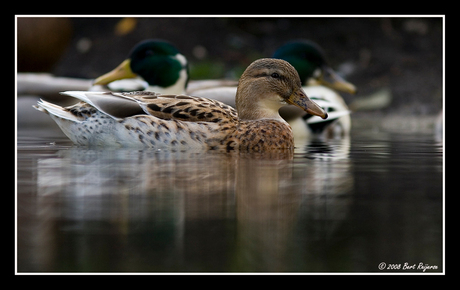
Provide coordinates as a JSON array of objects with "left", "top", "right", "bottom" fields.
[{"left": 33, "top": 99, "right": 83, "bottom": 122}]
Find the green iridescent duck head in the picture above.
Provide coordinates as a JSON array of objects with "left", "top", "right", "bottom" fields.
[
  {"left": 273, "top": 40, "right": 356, "bottom": 94},
  {"left": 94, "top": 39, "right": 189, "bottom": 93}
]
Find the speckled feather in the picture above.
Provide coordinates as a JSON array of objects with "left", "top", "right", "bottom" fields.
[{"left": 35, "top": 91, "right": 293, "bottom": 151}]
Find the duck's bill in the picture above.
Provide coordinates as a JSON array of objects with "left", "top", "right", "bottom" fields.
[
  {"left": 93, "top": 59, "right": 138, "bottom": 85},
  {"left": 306, "top": 110, "right": 350, "bottom": 124},
  {"left": 319, "top": 66, "right": 357, "bottom": 94},
  {"left": 286, "top": 88, "right": 328, "bottom": 120}
]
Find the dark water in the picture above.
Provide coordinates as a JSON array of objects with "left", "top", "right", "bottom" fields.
[{"left": 16, "top": 122, "right": 443, "bottom": 273}]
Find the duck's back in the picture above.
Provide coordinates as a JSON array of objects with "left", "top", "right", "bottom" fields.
[{"left": 35, "top": 91, "right": 241, "bottom": 149}]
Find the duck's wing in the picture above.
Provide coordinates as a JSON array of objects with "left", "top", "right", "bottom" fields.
[
  {"left": 137, "top": 93, "right": 238, "bottom": 123},
  {"left": 59, "top": 91, "right": 147, "bottom": 119},
  {"left": 60, "top": 91, "right": 238, "bottom": 123}
]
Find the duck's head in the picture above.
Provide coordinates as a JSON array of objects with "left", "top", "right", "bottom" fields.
[
  {"left": 236, "top": 58, "right": 328, "bottom": 121},
  {"left": 273, "top": 40, "right": 356, "bottom": 94},
  {"left": 93, "top": 39, "right": 189, "bottom": 93}
]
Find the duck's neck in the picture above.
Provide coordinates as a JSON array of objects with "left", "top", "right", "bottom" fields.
[
  {"left": 238, "top": 106, "right": 285, "bottom": 121},
  {"left": 236, "top": 92, "right": 286, "bottom": 122},
  {"left": 146, "top": 67, "right": 188, "bottom": 94}
]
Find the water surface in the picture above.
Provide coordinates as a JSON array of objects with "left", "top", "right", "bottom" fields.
[{"left": 16, "top": 121, "right": 443, "bottom": 273}]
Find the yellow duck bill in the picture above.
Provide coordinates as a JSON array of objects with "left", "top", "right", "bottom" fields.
[{"left": 93, "top": 59, "right": 137, "bottom": 85}]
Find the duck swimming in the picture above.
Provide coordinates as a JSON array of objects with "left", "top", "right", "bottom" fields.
[
  {"left": 92, "top": 39, "right": 236, "bottom": 95},
  {"left": 34, "top": 58, "right": 327, "bottom": 151}
]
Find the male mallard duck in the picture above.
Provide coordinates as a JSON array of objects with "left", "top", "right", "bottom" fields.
[
  {"left": 93, "top": 39, "right": 189, "bottom": 94},
  {"left": 273, "top": 40, "right": 356, "bottom": 94},
  {"left": 34, "top": 58, "right": 327, "bottom": 150},
  {"left": 273, "top": 40, "right": 356, "bottom": 138},
  {"left": 93, "top": 39, "right": 236, "bottom": 94}
]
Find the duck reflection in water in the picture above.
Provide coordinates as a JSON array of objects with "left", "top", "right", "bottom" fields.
[{"left": 24, "top": 135, "right": 352, "bottom": 272}]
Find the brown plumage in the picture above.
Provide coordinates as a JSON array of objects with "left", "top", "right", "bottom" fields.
[{"left": 34, "top": 58, "right": 327, "bottom": 151}]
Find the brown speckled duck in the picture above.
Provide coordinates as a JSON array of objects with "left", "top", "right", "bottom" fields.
[{"left": 34, "top": 58, "right": 327, "bottom": 151}]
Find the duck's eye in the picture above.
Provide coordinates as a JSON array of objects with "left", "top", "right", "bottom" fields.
[
  {"left": 271, "top": 72, "right": 280, "bottom": 78},
  {"left": 144, "top": 49, "right": 154, "bottom": 57},
  {"left": 312, "top": 68, "right": 321, "bottom": 78}
]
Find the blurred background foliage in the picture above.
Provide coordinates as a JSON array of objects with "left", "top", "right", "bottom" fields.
[{"left": 17, "top": 16, "right": 443, "bottom": 115}]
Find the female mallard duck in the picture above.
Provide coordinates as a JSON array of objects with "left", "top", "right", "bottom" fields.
[
  {"left": 34, "top": 58, "right": 327, "bottom": 150},
  {"left": 192, "top": 40, "right": 357, "bottom": 138}
]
